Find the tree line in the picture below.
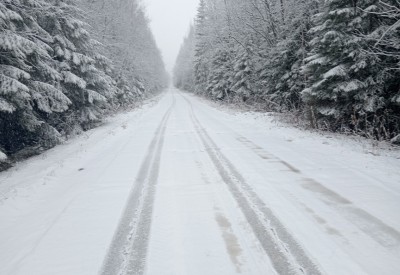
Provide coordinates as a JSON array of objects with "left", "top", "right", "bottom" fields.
[
  {"left": 174, "top": 0, "right": 400, "bottom": 142},
  {"left": 0, "top": 0, "right": 168, "bottom": 167}
]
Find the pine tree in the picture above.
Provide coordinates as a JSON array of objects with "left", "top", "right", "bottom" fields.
[
  {"left": 301, "top": 0, "right": 388, "bottom": 136},
  {"left": 0, "top": 0, "right": 69, "bottom": 154},
  {"left": 1, "top": 0, "right": 167, "bottom": 163},
  {"left": 76, "top": 0, "right": 168, "bottom": 98},
  {"left": 194, "top": 0, "right": 210, "bottom": 94},
  {"left": 259, "top": 0, "right": 320, "bottom": 112},
  {"left": 206, "top": 47, "right": 233, "bottom": 100},
  {"left": 174, "top": 25, "right": 196, "bottom": 91},
  {"left": 362, "top": 0, "right": 400, "bottom": 138},
  {"left": 175, "top": 0, "right": 399, "bottom": 140},
  {"left": 230, "top": 45, "right": 254, "bottom": 102},
  {"left": 41, "top": 0, "right": 117, "bottom": 130}
]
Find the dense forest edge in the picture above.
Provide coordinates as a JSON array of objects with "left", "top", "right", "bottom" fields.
[
  {"left": 0, "top": 0, "right": 168, "bottom": 170},
  {"left": 174, "top": 0, "right": 400, "bottom": 144}
]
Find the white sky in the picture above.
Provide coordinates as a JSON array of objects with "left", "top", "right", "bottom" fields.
[{"left": 143, "top": 0, "right": 199, "bottom": 74}]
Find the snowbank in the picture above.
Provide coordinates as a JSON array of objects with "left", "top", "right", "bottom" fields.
[{"left": 0, "top": 150, "right": 7, "bottom": 161}]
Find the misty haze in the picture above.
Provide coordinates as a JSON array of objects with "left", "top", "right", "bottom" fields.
[{"left": 0, "top": 0, "right": 399, "bottom": 275}]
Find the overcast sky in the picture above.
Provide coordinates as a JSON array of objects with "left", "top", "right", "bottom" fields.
[{"left": 143, "top": 0, "right": 199, "bottom": 74}]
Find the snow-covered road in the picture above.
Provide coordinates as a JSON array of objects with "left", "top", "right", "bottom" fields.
[{"left": 1, "top": 89, "right": 399, "bottom": 275}]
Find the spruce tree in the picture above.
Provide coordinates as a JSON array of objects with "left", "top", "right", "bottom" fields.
[
  {"left": 174, "top": 26, "right": 196, "bottom": 91},
  {"left": 41, "top": 0, "right": 117, "bottom": 130},
  {"left": 194, "top": 0, "right": 209, "bottom": 94},
  {"left": 362, "top": 0, "right": 400, "bottom": 139},
  {"left": 174, "top": 0, "right": 398, "bottom": 140},
  {"left": 76, "top": 0, "right": 168, "bottom": 98},
  {"left": 0, "top": 0, "right": 69, "bottom": 154},
  {"left": 302, "top": 0, "right": 386, "bottom": 135},
  {"left": 260, "top": 0, "right": 319, "bottom": 112},
  {"left": 206, "top": 47, "right": 233, "bottom": 100},
  {"left": 1, "top": 0, "right": 168, "bottom": 163},
  {"left": 230, "top": 45, "right": 254, "bottom": 102}
]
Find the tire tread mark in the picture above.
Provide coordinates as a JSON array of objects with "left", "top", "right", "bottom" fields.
[
  {"left": 180, "top": 93, "right": 322, "bottom": 275},
  {"left": 99, "top": 96, "right": 175, "bottom": 275}
]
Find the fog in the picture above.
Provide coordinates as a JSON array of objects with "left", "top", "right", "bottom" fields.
[{"left": 143, "top": 0, "right": 199, "bottom": 74}]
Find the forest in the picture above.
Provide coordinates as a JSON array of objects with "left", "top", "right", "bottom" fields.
[
  {"left": 0, "top": 0, "right": 168, "bottom": 167},
  {"left": 174, "top": 0, "right": 400, "bottom": 142},
  {"left": 1, "top": 1, "right": 400, "bottom": 273}
]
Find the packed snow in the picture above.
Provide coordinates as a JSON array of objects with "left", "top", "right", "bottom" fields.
[{"left": 0, "top": 89, "right": 399, "bottom": 275}]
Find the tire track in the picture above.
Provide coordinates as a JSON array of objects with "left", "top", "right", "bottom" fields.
[
  {"left": 237, "top": 123, "right": 400, "bottom": 248},
  {"left": 99, "top": 96, "right": 175, "bottom": 275},
  {"left": 183, "top": 92, "right": 400, "bottom": 249},
  {"left": 180, "top": 93, "right": 322, "bottom": 275}
]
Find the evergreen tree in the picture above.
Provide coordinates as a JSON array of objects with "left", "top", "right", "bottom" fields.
[
  {"left": 361, "top": 0, "right": 400, "bottom": 138},
  {"left": 174, "top": 25, "right": 196, "bottom": 91},
  {"left": 42, "top": 0, "right": 115, "bottom": 130},
  {"left": 76, "top": 0, "right": 168, "bottom": 97},
  {"left": 0, "top": 0, "right": 69, "bottom": 154},
  {"left": 175, "top": 0, "right": 399, "bottom": 140},
  {"left": 194, "top": 0, "right": 210, "bottom": 94},
  {"left": 206, "top": 47, "right": 233, "bottom": 100},
  {"left": 230, "top": 45, "right": 254, "bottom": 102},
  {"left": 0, "top": 0, "right": 167, "bottom": 162},
  {"left": 302, "top": 0, "right": 398, "bottom": 138},
  {"left": 259, "top": 0, "right": 319, "bottom": 111}
]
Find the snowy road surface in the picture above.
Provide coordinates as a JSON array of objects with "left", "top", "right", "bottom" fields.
[{"left": 1, "top": 89, "right": 400, "bottom": 275}]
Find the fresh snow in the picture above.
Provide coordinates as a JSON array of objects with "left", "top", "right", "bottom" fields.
[
  {"left": 0, "top": 89, "right": 399, "bottom": 275},
  {"left": 0, "top": 151, "right": 7, "bottom": 161}
]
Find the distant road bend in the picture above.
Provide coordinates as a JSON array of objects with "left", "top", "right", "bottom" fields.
[{"left": 0, "top": 89, "right": 399, "bottom": 275}]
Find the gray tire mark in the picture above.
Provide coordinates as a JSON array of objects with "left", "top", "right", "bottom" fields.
[
  {"left": 124, "top": 111, "right": 168, "bottom": 274},
  {"left": 180, "top": 93, "right": 322, "bottom": 275},
  {"left": 238, "top": 133, "right": 400, "bottom": 248},
  {"left": 302, "top": 178, "right": 400, "bottom": 248},
  {"left": 188, "top": 94, "right": 400, "bottom": 250},
  {"left": 99, "top": 96, "right": 175, "bottom": 275}
]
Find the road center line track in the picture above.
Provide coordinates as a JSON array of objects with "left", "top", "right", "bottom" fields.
[
  {"left": 99, "top": 96, "right": 175, "bottom": 275},
  {"left": 179, "top": 93, "right": 322, "bottom": 275}
]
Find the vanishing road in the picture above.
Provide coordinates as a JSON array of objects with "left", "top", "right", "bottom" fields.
[{"left": 1, "top": 89, "right": 399, "bottom": 275}]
